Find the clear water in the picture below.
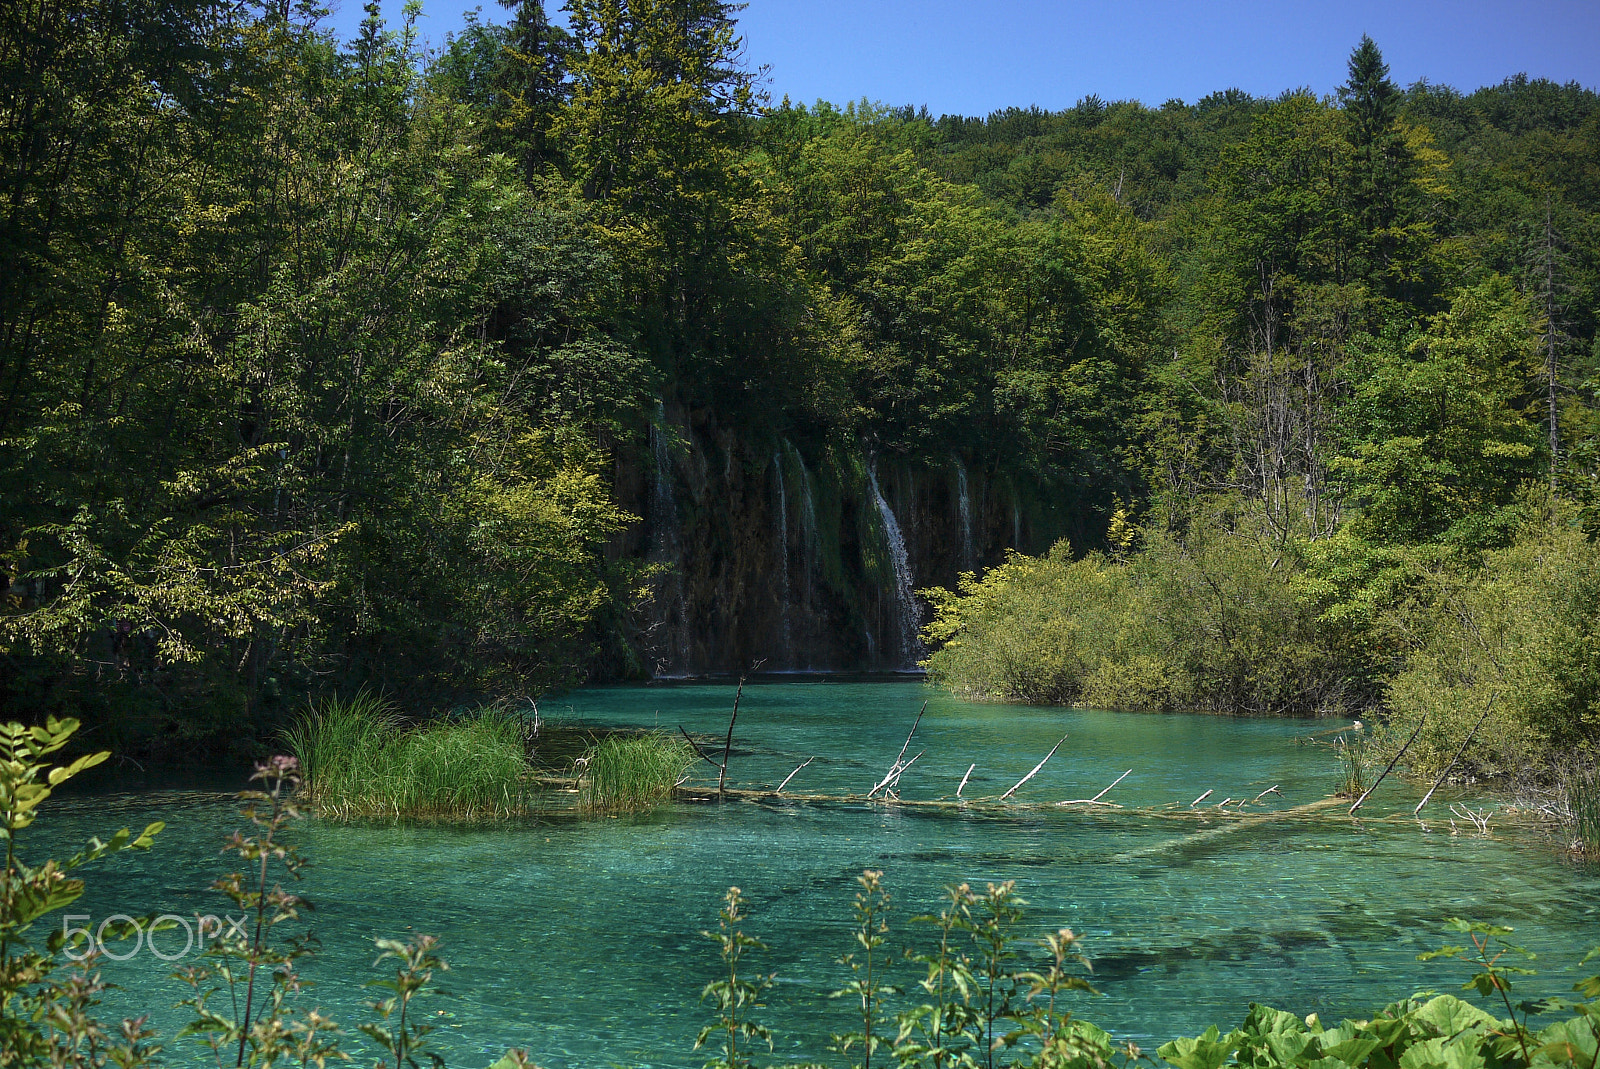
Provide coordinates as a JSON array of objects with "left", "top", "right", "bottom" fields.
[{"left": 37, "top": 681, "right": 1600, "bottom": 1068}]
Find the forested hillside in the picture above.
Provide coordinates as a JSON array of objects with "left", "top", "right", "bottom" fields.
[{"left": 2, "top": 0, "right": 1597, "bottom": 766}]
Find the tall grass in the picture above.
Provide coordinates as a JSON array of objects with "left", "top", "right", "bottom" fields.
[
  {"left": 286, "top": 694, "right": 531, "bottom": 820},
  {"left": 1334, "top": 731, "right": 1370, "bottom": 799},
  {"left": 1567, "top": 768, "right": 1600, "bottom": 858},
  {"left": 580, "top": 733, "right": 694, "bottom": 812}
]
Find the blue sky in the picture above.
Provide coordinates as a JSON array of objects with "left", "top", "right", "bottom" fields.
[{"left": 329, "top": 0, "right": 1600, "bottom": 117}]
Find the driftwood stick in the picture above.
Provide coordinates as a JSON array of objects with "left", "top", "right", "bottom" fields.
[
  {"left": 777, "top": 757, "right": 814, "bottom": 794},
  {"left": 999, "top": 734, "right": 1067, "bottom": 801},
  {"left": 1414, "top": 700, "right": 1495, "bottom": 816},
  {"left": 868, "top": 702, "right": 928, "bottom": 797},
  {"left": 718, "top": 675, "right": 748, "bottom": 799},
  {"left": 1349, "top": 715, "right": 1426, "bottom": 815},
  {"left": 956, "top": 763, "right": 975, "bottom": 798},
  {"left": 1190, "top": 789, "right": 1213, "bottom": 807},
  {"left": 680, "top": 727, "right": 721, "bottom": 766},
  {"left": 1088, "top": 769, "right": 1132, "bottom": 803},
  {"left": 890, "top": 750, "right": 925, "bottom": 791},
  {"left": 886, "top": 751, "right": 923, "bottom": 793},
  {"left": 870, "top": 750, "right": 925, "bottom": 796},
  {"left": 1253, "top": 785, "right": 1281, "bottom": 802},
  {"left": 1061, "top": 769, "right": 1132, "bottom": 805},
  {"left": 893, "top": 702, "right": 928, "bottom": 769},
  {"left": 1215, "top": 798, "right": 1233, "bottom": 808}
]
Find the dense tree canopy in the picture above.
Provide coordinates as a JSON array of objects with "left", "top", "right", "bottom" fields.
[{"left": 1, "top": 0, "right": 1597, "bottom": 767}]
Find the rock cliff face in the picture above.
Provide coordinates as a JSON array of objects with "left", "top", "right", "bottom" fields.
[{"left": 609, "top": 401, "right": 1058, "bottom": 676}]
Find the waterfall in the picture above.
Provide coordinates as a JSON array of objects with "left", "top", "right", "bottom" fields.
[
  {"left": 772, "top": 451, "right": 792, "bottom": 666},
  {"left": 649, "top": 404, "right": 690, "bottom": 675},
  {"left": 649, "top": 408, "right": 677, "bottom": 562},
  {"left": 954, "top": 457, "right": 974, "bottom": 570},
  {"left": 791, "top": 443, "right": 818, "bottom": 597},
  {"left": 1012, "top": 500, "right": 1023, "bottom": 552},
  {"left": 866, "top": 458, "right": 922, "bottom": 670}
]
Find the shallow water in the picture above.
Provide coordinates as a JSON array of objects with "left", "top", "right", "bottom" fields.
[{"left": 37, "top": 681, "right": 1600, "bottom": 1067}]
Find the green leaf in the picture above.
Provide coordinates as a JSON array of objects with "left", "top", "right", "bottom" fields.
[
  {"left": 1158, "top": 1026, "right": 1242, "bottom": 1069},
  {"left": 1412, "top": 995, "right": 1498, "bottom": 1035}
]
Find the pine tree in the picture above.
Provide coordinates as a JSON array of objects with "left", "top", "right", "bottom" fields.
[
  {"left": 1337, "top": 35, "right": 1423, "bottom": 304},
  {"left": 490, "top": 0, "right": 572, "bottom": 178}
]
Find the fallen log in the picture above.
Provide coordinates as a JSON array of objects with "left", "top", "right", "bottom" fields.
[
  {"left": 1349, "top": 715, "right": 1426, "bottom": 815},
  {"left": 1113, "top": 796, "right": 1347, "bottom": 861},
  {"left": 1413, "top": 699, "right": 1494, "bottom": 817}
]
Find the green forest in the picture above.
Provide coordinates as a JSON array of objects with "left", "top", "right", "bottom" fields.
[{"left": 2, "top": 0, "right": 1598, "bottom": 782}]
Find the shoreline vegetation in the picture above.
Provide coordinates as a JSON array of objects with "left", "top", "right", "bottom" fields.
[
  {"left": 3, "top": 720, "right": 1598, "bottom": 1069},
  {"left": 919, "top": 497, "right": 1600, "bottom": 851},
  {"left": 281, "top": 685, "right": 1597, "bottom": 860}
]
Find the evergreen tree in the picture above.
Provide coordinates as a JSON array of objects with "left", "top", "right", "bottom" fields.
[
  {"left": 491, "top": 0, "right": 572, "bottom": 177},
  {"left": 1337, "top": 35, "right": 1423, "bottom": 302}
]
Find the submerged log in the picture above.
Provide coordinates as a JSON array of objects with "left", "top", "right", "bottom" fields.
[{"left": 1112, "top": 796, "right": 1348, "bottom": 860}]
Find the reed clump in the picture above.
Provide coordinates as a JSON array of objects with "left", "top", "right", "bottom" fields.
[
  {"left": 1334, "top": 730, "right": 1371, "bottom": 798},
  {"left": 1566, "top": 767, "right": 1600, "bottom": 858},
  {"left": 287, "top": 693, "right": 531, "bottom": 820},
  {"left": 580, "top": 732, "right": 694, "bottom": 812}
]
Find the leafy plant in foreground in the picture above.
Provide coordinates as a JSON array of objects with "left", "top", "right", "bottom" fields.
[
  {"left": 896, "top": 882, "right": 981, "bottom": 1069},
  {"left": 1418, "top": 918, "right": 1544, "bottom": 1066},
  {"left": 697, "top": 887, "right": 775, "bottom": 1069},
  {"left": 173, "top": 755, "right": 340, "bottom": 1068},
  {"left": 0, "top": 717, "right": 163, "bottom": 1068},
  {"left": 1008, "top": 928, "right": 1111, "bottom": 1069},
  {"left": 832, "top": 870, "right": 898, "bottom": 1069},
  {"left": 960, "top": 882, "right": 1028, "bottom": 1069},
  {"left": 362, "top": 934, "right": 449, "bottom": 1069}
]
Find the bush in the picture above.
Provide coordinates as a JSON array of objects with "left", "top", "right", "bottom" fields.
[
  {"left": 1385, "top": 516, "right": 1600, "bottom": 780},
  {"left": 922, "top": 499, "right": 1365, "bottom": 715}
]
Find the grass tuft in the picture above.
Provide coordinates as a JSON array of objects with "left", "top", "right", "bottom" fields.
[
  {"left": 1334, "top": 730, "right": 1370, "bottom": 799},
  {"left": 580, "top": 733, "right": 694, "bottom": 813},
  {"left": 286, "top": 693, "right": 531, "bottom": 821},
  {"left": 1567, "top": 768, "right": 1600, "bottom": 858}
]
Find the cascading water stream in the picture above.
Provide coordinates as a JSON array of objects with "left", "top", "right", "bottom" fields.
[
  {"left": 790, "top": 443, "right": 819, "bottom": 600},
  {"left": 772, "top": 451, "right": 792, "bottom": 667},
  {"left": 866, "top": 458, "right": 922, "bottom": 670},
  {"left": 954, "top": 457, "right": 974, "bottom": 570},
  {"left": 649, "top": 403, "right": 690, "bottom": 674},
  {"left": 649, "top": 408, "right": 677, "bottom": 562}
]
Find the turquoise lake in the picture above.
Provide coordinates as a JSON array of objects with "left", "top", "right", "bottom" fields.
[{"left": 39, "top": 681, "right": 1600, "bottom": 1066}]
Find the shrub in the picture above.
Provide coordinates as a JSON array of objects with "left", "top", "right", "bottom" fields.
[
  {"left": 922, "top": 498, "right": 1365, "bottom": 715},
  {"left": 1385, "top": 517, "right": 1600, "bottom": 780}
]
